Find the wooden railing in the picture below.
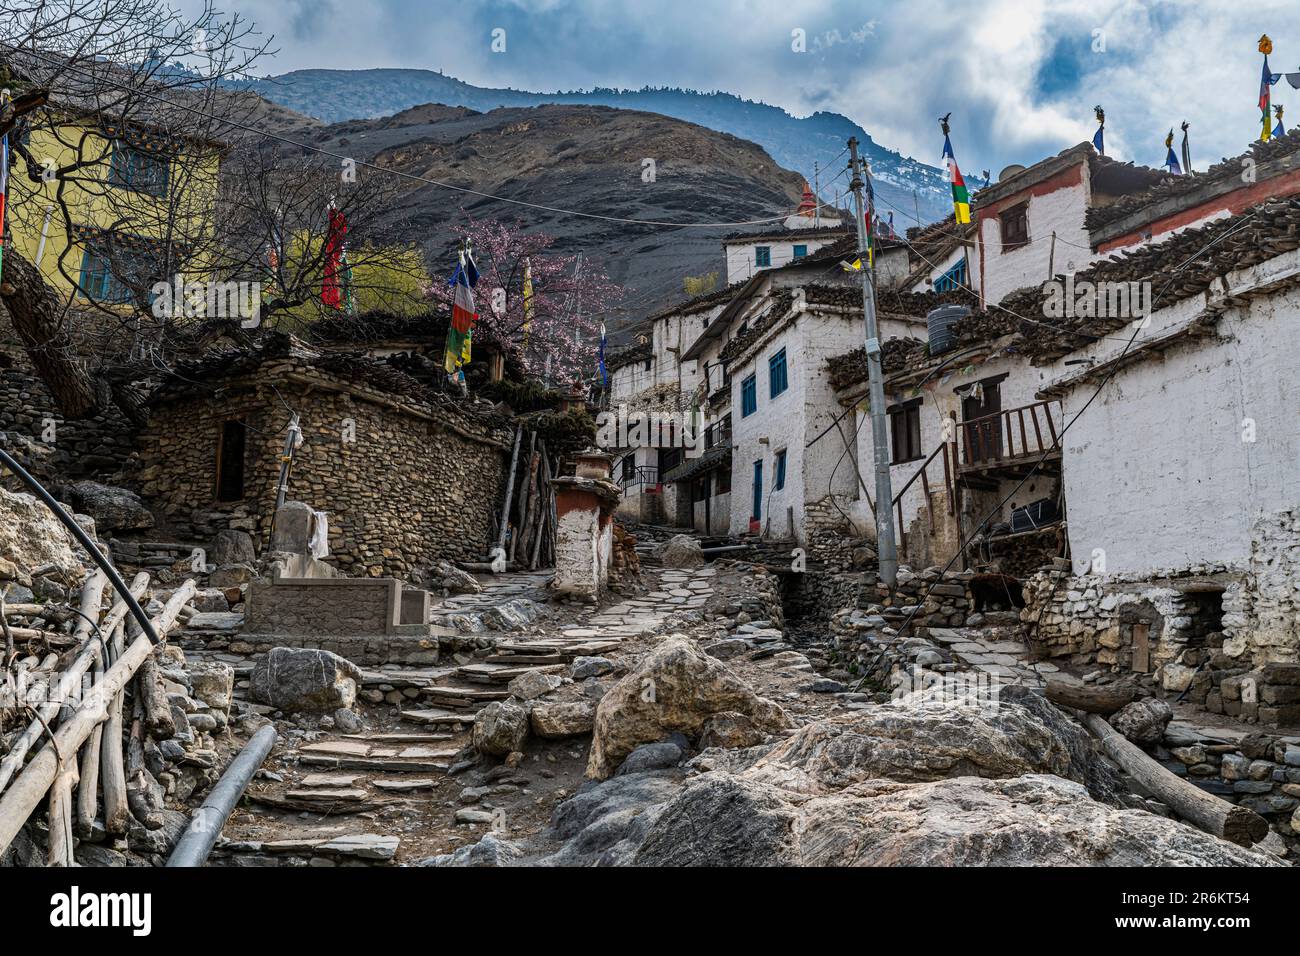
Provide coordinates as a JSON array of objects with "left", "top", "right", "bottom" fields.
[
  {"left": 959, "top": 400, "right": 1060, "bottom": 467},
  {"left": 892, "top": 437, "right": 957, "bottom": 550}
]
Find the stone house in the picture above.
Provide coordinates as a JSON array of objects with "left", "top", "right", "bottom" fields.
[{"left": 134, "top": 333, "right": 512, "bottom": 579}]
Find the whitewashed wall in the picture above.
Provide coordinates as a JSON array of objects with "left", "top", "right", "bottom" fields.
[
  {"left": 728, "top": 306, "right": 918, "bottom": 541},
  {"left": 724, "top": 237, "right": 842, "bottom": 285},
  {"left": 978, "top": 174, "right": 1097, "bottom": 306},
  {"left": 1043, "top": 249, "right": 1300, "bottom": 575}
]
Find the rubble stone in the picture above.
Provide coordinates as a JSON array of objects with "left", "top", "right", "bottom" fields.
[{"left": 248, "top": 647, "right": 362, "bottom": 714}]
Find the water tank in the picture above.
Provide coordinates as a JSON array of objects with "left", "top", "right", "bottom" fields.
[{"left": 926, "top": 304, "right": 969, "bottom": 356}]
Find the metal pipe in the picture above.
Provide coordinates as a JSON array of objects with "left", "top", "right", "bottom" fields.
[
  {"left": 166, "top": 724, "right": 278, "bottom": 867},
  {"left": 0, "top": 445, "right": 160, "bottom": 645}
]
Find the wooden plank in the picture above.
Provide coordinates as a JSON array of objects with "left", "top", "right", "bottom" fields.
[{"left": 1132, "top": 622, "right": 1151, "bottom": 673}]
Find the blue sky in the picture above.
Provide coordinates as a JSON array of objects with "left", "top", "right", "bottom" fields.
[{"left": 190, "top": 0, "right": 1300, "bottom": 174}]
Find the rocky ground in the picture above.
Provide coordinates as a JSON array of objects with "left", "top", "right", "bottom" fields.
[{"left": 2, "top": 492, "right": 1293, "bottom": 867}]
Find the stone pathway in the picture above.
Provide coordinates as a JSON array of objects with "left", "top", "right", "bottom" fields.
[{"left": 926, "top": 626, "right": 1061, "bottom": 686}]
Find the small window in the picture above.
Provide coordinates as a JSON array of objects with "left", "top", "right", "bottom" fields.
[
  {"left": 774, "top": 449, "right": 787, "bottom": 490},
  {"left": 889, "top": 400, "right": 923, "bottom": 464},
  {"left": 741, "top": 374, "right": 757, "bottom": 417},
  {"left": 215, "top": 420, "right": 247, "bottom": 502},
  {"left": 999, "top": 202, "right": 1029, "bottom": 252},
  {"left": 643, "top": 358, "right": 652, "bottom": 371},
  {"left": 792, "top": 244, "right": 808, "bottom": 259},
  {"left": 621, "top": 455, "right": 635, "bottom": 481},
  {"left": 109, "top": 143, "right": 169, "bottom": 197},
  {"left": 934, "top": 258, "right": 968, "bottom": 292},
  {"left": 755, "top": 246, "right": 771, "bottom": 268},
  {"left": 768, "top": 349, "right": 788, "bottom": 398}
]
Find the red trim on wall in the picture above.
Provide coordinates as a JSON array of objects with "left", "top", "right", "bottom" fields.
[
  {"left": 976, "top": 161, "right": 1087, "bottom": 309},
  {"left": 1098, "top": 167, "right": 1300, "bottom": 254}
]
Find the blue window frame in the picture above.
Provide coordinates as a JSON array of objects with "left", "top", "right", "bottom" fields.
[
  {"left": 755, "top": 246, "right": 771, "bottom": 268},
  {"left": 741, "top": 374, "right": 757, "bottom": 417},
  {"left": 751, "top": 460, "right": 763, "bottom": 520},
  {"left": 792, "top": 244, "right": 808, "bottom": 259},
  {"left": 768, "top": 348, "right": 788, "bottom": 398},
  {"left": 109, "top": 143, "right": 169, "bottom": 197},
  {"left": 774, "top": 449, "right": 787, "bottom": 491},
  {"left": 76, "top": 240, "right": 160, "bottom": 304},
  {"left": 933, "top": 258, "right": 968, "bottom": 292}
]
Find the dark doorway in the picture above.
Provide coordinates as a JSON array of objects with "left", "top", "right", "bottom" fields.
[{"left": 215, "top": 420, "right": 247, "bottom": 502}]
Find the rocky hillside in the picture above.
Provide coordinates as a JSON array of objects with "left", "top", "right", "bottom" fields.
[
  {"left": 232, "top": 70, "right": 953, "bottom": 227},
  {"left": 292, "top": 102, "right": 809, "bottom": 320}
]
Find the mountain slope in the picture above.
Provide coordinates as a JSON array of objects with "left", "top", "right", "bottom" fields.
[
  {"left": 233, "top": 69, "right": 952, "bottom": 228},
  {"left": 300, "top": 102, "right": 809, "bottom": 321}
]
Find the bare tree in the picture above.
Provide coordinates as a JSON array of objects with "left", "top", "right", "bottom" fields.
[{"left": 0, "top": 1, "right": 422, "bottom": 420}]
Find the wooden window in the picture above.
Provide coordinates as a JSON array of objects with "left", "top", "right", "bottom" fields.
[
  {"left": 889, "top": 399, "right": 923, "bottom": 464},
  {"left": 755, "top": 246, "right": 771, "bottom": 267},
  {"left": 792, "top": 244, "right": 808, "bottom": 259},
  {"left": 999, "top": 202, "right": 1029, "bottom": 252},
  {"left": 741, "top": 374, "right": 757, "bottom": 417},
  {"left": 768, "top": 348, "right": 788, "bottom": 398},
  {"left": 109, "top": 143, "right": 169, "bottom": 197},
  {"left": 215, "top": 420, "right": 247, "bottom": 502},
  {"left": 774, "top": 449, "right": 787, "bottom": 490}
]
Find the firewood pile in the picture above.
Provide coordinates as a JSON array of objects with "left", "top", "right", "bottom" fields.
[{"left": 1, "top": 531, "right": 238, "bottom": 866}]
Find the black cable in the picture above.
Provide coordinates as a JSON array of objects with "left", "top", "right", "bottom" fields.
[{"left": 0, "top": 446, "right": 160, "bottom": 645}]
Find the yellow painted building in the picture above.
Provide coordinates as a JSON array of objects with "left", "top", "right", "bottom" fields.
[{"left": 6, "top": 110, "right": 223, "bottom": 304}]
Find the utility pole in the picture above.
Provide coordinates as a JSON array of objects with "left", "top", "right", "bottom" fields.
[{"left": 847, "top": 137, "right": 898, "bottom": 587}]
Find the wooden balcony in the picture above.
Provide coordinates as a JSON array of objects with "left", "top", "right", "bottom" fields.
[{"left": 957, "top": 400, "right": 1062, "bottom": 482}]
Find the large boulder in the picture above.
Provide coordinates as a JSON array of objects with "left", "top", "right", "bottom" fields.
[
  {"left": 743, "top": 690, "right": 1122, "bottom": 802},
  {"left": 472, "top": 700, "right": 530, "bottom": 756},
  {"left": 632, "top": 773, "right": 1283, "bottom": 867},
  {"left": 586, "top": 636, "right": 792, "bottom": 779},
  {"left": 421, "top": 560, "right": 483, "bottom": 595},
  {"left": 656, "top": 534, "right": 704, "bottom": 569},
  {"left": 0, "top": 486, "right": 81, "bottom": 584},
  {"left": 248, "top": 648, "right": 362, "bottom": 714},
  {"left": 530, "top": 700, "right": 595, "bottom": 739},
  {"left": 1109, "top": 696, "right": 1173, "bottom": 745},
  {"left": 211, "top": 529, "right": 256, "bottom": 566},
  {"left": 65, "top": 481, "right": 154, "bottom": 533}
]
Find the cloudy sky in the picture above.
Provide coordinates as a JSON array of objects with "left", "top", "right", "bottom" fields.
[{"left": 190, "top": 0, "right": 1300, "bottom": 173}]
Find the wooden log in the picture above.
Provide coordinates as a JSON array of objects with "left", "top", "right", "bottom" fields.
[
  {"left": 530, "top": 443, "right": 553, "bottom": 571},
  {"left": 46, "top": 760, "right": 79, "bottom": 867},
  {"left": 0, "top": 581, "right": 195, "bottom": 856},
  {"left": 74, "top": 649, "right": 106, "bottom": 839},
  {"left": 126, "top": 701, "right": 163, "bottom": 830},
  {"left": 0, "top": 572, "right": 148, "bottom": 795},
  {"left": 1082, "top": 713, "right": 1269, "bottom": 847},
  {"left": 1045, "top": 679, "right": 1140, "bottom": 716},
  {"left": 100, "top": 621, "right": 129, "bottom": 836},
  {"left": 137, "top": 650, "right": 175, "bottom": 740}
]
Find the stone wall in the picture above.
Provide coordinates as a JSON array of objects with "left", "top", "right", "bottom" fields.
[
  {"left": 1153, "top": 724, "right": 1300, "bottom": 851},
  {"left": 1019, "top": 562, "right": 1300, "bottom": 726},
  {"left": 135, "top": 373, "right": 509, "bottom": 578},
  {"left": 0, "top": 347, "right": 137, "bottom": 483}
]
